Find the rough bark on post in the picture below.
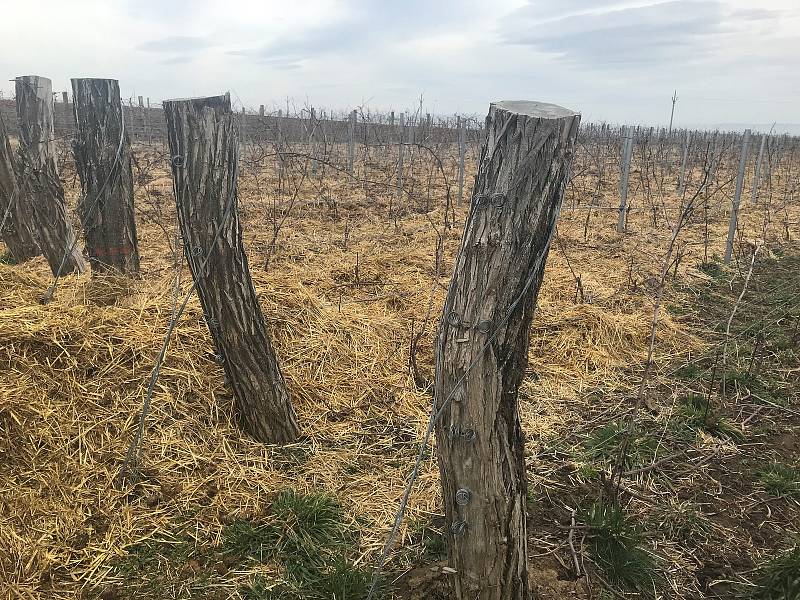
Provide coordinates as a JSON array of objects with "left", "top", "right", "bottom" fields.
[
  {"left": 15, "top": 75, "right": 86, "bottom": 276},
  {"left": 0, "top": 114, "right": 39, "bottom": 261},
  {"left": 434, "top": 101, "right": 580, "bottom": 600},
  {"left": 163, "top": 93, "right": 300, "bottom": 444},
  {"left": 71, "top": 78, "right": 140, "bottom": 275}
]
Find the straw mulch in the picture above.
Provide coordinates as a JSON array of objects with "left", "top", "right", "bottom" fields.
[{"left": 1, "top": 146, "right": 789, "bottom": 599}]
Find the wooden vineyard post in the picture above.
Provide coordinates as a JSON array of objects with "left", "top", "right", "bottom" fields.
[
  {"left": 725, "top": 129, "right": 751, "bottom": 265},
  {"left": 0, "top": 114, "right": 39, "bottom": 262},
  {"left": 617, "top": 125, "right": 633, "bottom": 232},
  {"left": 71, "top": 78, "right": 140, "bottom": 275},
  {"left": 434, "top": 101, "right": 580, "bottom": 600},
  {"left": 163, "top": 93, "right": 300, "bottom": 443},
  {"left": 15, "top": 75, "right": 86, "bottom": 276}
]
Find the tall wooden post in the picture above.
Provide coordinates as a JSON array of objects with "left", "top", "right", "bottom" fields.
[
  {"left": 163, "top": 93, "right": 300, "bottom": 443},
  {"left": 617, "top": 126, "right": 633, "bottom": 232},
  {"left": 71, "top": 78, "right": 140, "bottom": 275},
  {"left": 0, "top": 114, "right": 39, "bottom": 261},
  {"left": 15, "top": 75, "right": 86, "bottom": 276},
  {"left": 725, "top": 129, "right": 751, "bottom": 265},
  {"left": 435, "top": 101, "right": 580, "bottom": 600}
]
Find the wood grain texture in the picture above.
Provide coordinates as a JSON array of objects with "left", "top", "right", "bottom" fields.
[
  {"left": 163, "top": 93, "right": 300, "bottom": 444},
  {"left": 15, "top": 75, "right": 86, "bottom": 275},
  {"left": 71, "top": 78, "right": 140, "bottom": 275},
  {"left": 434, "top": 100, "right": 580, "bottom": 600},
  {"left": 0, "top": 113, "right": 39, "bottom": 261}
]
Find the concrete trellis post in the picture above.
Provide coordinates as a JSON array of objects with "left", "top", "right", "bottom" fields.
[
  {"left": 617, "top": 126, "right": 634, "bottom": 232},
  {"left": 457, "top": 116, "right": 466, "bottom": 205},
  {"left": 396, "top": 112, "right": 405, "bottom": 200},
  {"left": 435, "top": 100, "right": 580, "bottom": 600},
  {"left": 751, "top": 132, "right": 767, "bottom": 203},
  {"left": 348, "top": 109, "right": 356, "bottom": 176},
  {"left": 309, "top": 106, "right": 317, "bottom": 176},
  {"left": 677, "top": 131, "right": 691, "bottom": 196},
  {"left": 724, "top": 129, "right": 751, "bottom": 264}
]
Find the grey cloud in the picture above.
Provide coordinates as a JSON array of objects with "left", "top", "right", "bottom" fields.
[
  {"left": 159, "top": 55, "right": 196, "bottom": 65},
  {"left": 229, "top": 0, "right": 484, "bottom": 67},
  {"left": 732, "top": 8, "right": 781, "bottom": 21},
  {"left": 501, "top": 1, "right": 724, "bottom": 67},
  {"left": 137, "top": 36, "right": 212, "bottom": 53}
]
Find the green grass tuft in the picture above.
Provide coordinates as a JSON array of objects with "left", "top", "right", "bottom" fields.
[
  {"left": 0, "top": 251, "right": 18, "bottom": 265},
  {"left": 584, "top": 500, "right": 661, "bottom": 596},
  {"left": 677, "top": 394, "right": 744, "bottom": 441},
  {"left": 751, "top": 544, "right": 800, "bottom": 599},
  {"left": 758, "top": 461, "right": 800, "bottom": 499},
  {"left": 698, "top": 261, "right": 724, "bottom": 279},
  {"left": 583, "top": 421, "right": 662, "bottom": 470}
]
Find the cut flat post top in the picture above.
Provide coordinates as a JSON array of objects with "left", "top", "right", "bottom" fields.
[
  {"left": 163, "top": 93, "right": 300, "bottom": 443},
  {"left": 435, "top": 100, "right": 580, "bottom": 600}
]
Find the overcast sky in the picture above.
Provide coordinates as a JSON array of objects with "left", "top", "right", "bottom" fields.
[{"left": 0, "top": 0, "right": 797, "bottom": 127}]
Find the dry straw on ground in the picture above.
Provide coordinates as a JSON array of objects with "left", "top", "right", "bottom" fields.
[{"left": 0, "top": 140, "right": 794, "bottom": 599}]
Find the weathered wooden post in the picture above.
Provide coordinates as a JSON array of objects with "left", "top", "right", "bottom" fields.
[
  {"left": 15, "top": 75, "right": 86, "bottom": 276},
  {"left": 724, "top": 129, "right": 751, "bottom": 264},
  {"left": 163, "top": 93, "right": 300, "bottom": 443},
  {"left": 617, "top": 126, "right": 633, "bottom": 232},
  {"left": 71, "top": 78, "right": 140, "bottom": 275},
  {"left": 457, "top": 116, "right": 466, "bottom": 205},
  {"left": 435, "top": 101, "right": 580, "bottom": 600},
  {"left": 0, "top": 114, "right": 39, "bottom": 262},
  {"left": 348, "top": 108, "right": 356, "bottom": 176},
  {"left": 751, "top": 132, "right": 767, "bottom": 203}
]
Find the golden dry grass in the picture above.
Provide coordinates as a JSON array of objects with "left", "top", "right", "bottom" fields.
[{"left": 0, "top": 139, "right": 796, "bottom": 599}]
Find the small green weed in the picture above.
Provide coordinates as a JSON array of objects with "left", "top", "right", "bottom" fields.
[
  {"left": 584, "top": 421, "right": 663, "bottom": 470},
  {"left": 584, "top": 500, "right": 661, "bottom": 596},
  {"left": 751, "top": 544, "right": 800, "bottom": 599},
  {"left": 758, "top": 461, "right": 800, "bottom": 499}
]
